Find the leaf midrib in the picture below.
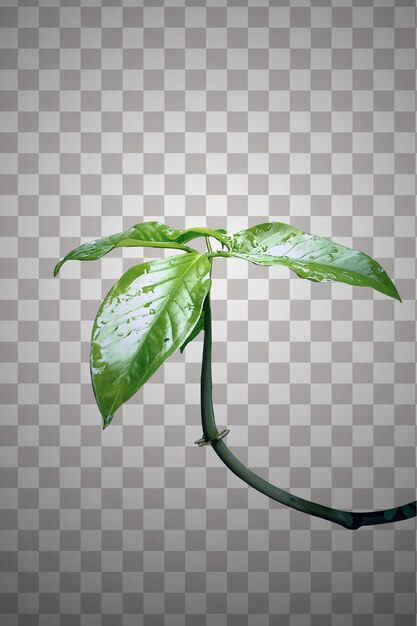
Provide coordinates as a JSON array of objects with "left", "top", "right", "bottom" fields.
[
  {"left": 103, "top": 252, "right": 205, "bottom": 403},
  {"left": 233, "top": 250, "right": 388, "bottom": 282}
]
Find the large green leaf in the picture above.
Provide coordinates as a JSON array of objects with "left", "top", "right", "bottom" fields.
[
  {"left": 54, "top": 221, "right": 194, "bottom": 276},
  {"left": 54, "top": 222, "right": 231, "bottom": 276},
  {"left": 228, "top": 223, "right": 401, "bottom": 301},
  {"left": 91, "top": 252, "right": 212, "bottom": 428}
]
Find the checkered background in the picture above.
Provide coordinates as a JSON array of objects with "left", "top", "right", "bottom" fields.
[{"left": 0, "top": 1, "right": 416, "bottom": 624}]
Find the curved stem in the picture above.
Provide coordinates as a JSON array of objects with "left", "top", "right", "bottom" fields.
[{"left": 200, "top": 293, "right": 416, "bottom": 530}]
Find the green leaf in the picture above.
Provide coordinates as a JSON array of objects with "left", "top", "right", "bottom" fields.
[
  {"left": 229, "top": 222, "right": 401, "bottom": 302},
  {"left": 90, "top": 252, "right": 212, "bottom": 429},
  {"left": 179, "top": 309, "right": 205, "bottom": 353},
  {"left": 53, "top": 222, "right": 232, "bottom": 276},
  {"left": 53, "top": 221, "right": 194, "bottom": 276}
]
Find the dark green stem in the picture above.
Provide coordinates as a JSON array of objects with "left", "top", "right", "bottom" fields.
[{"left": 200, "top": 293, "right": 416, "bottom": 530}]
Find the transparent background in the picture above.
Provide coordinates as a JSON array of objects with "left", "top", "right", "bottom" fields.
[{"left": 0, "top": 1, "right": 416, "bottom": 624}]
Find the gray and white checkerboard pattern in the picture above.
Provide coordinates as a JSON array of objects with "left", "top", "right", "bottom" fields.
[{"left": 0, "top": 1, "right": 416, "bottom": 624}]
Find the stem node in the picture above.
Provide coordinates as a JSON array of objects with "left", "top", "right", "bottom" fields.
[{"left": 194, "top": 428, "right": 230, "bottom": 447}]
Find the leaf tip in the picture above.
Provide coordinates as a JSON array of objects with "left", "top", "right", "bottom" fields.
[
  {"left": 53, "top": 262, "right": 61, "bottom": 277},
  {"left": 102, "top": 415, "right": 113, "bottom": 430},
  {"left": 388, "top": 280, "right": 402, "bottom": 303}
]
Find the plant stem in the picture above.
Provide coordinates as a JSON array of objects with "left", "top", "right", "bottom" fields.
[{"left": 199, "top": 292, "right": 416, "bottom": 530}]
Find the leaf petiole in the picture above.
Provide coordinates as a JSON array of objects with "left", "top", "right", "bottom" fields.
[{"left": 205, "top": 250, "right": 233, "bottom": 260}]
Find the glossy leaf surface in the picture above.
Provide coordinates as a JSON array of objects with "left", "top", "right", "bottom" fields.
[
  {"left": 91, "top": 252, "right": 212, "bottom": 428},
  {"left": 54, "top": 222, "right": 231, "bottom": 276},
  {"left": 229, "top": 222, "right": 401, "bottom": 301},
  {"left": 54, "top": 221, "right": 193, "bottom": 276},
  {"left": 179, "top": 309, "right": 205, "bottom": 353}
]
